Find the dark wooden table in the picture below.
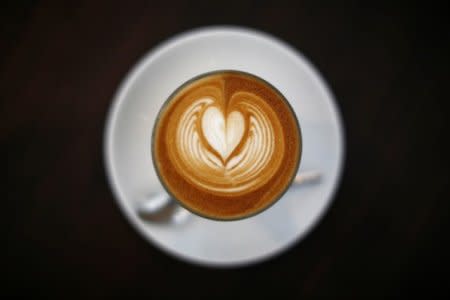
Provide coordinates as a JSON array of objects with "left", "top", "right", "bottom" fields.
[{"left": 4, "top": 1, "right": 449, "bottom": 298}]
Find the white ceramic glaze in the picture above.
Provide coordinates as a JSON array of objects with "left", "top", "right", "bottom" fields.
[{"left": 104, "top": 26, "right": 345, "bottom": 267}]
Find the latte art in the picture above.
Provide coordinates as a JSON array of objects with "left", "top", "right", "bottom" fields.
[
  {"left": 201, "top": 105, "right": 244, "bottom": 162},
  {"left": 153, "top": 71, "right": 301, "bottom": 219},
  {"left": 175, "top": 92, "right": 283, "bottom": 195}
]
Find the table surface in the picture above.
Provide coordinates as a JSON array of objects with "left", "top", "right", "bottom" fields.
[{"left": 3, "top": 0, "right": 449, "bottom": 298}]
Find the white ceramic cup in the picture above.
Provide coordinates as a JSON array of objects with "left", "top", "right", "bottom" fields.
[{"left": 150, "top": 69, "right": 305, "bottom": 221}]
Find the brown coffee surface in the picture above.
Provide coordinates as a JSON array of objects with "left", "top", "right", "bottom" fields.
[{"left": 153, "top": 71, "right": 301, "bottom": 220}]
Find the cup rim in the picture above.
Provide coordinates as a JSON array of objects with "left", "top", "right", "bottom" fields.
[{"left": 151, "top": 69, "right": 303, "bottom": 221}]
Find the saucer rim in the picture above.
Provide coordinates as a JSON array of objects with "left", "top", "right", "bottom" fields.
[{"left": 103, "top": 25, "right": 346, "bottom": 268}]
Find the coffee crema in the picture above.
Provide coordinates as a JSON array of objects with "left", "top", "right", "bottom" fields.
[{"left": 153, "top": 71, "right": 301, "bottom": 220}]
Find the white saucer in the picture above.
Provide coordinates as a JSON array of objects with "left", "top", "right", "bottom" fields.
[{"left": 104, "top": 26, "right": 345, "bottom": 267}]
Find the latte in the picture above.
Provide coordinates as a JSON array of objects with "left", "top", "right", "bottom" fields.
[{"left": 153, "top": 71, "right": 301, "bottom": 220}]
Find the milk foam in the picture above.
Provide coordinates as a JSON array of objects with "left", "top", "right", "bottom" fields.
[
  {"left": 201, "top": 106, "right": 245, "bottom": 161},
  {"left": 175, "top": 94, "right": 278, "bottom": 194}
]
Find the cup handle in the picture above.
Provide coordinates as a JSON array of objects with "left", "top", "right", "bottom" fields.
[
  {"left": 136, "top": 170, "right": 322, "bottom": 224},
  {"left": 136, "top": 192, "right": 190, "bottom": 224},
  {"left": 293, "top": 170, "right": 322, "bottom": 185}
]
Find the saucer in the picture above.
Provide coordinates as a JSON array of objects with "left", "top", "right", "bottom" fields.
[{"left": 104, "top": 26, "right": 345, "bottom": 267}]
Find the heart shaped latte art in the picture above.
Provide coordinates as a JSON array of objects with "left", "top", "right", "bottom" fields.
[
  {"left": 172, "top": 91, "right": 284, "bottom": 195},
  {"left": 201, "top": 106, "right": 245, "bottom": 161}
]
